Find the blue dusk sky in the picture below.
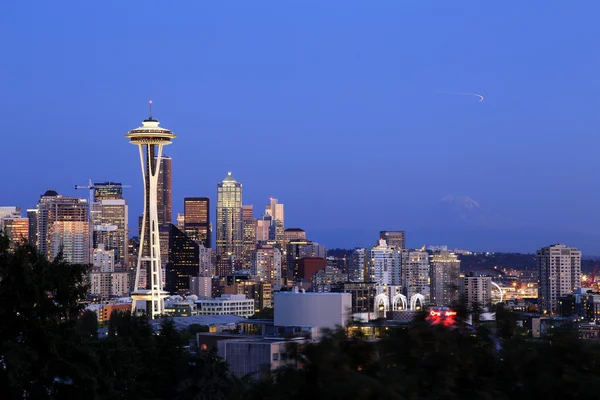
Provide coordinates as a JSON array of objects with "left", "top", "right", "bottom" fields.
[{"left": 2, "top": 1, "right": 600, "bottom": 254}]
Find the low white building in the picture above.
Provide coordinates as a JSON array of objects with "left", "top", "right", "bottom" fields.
[
  {"left": 274, "top": 291, "right": 352, "bottom": 329},
  {"left": 196, "top": 294, "right": 255, "bottom": 318}
]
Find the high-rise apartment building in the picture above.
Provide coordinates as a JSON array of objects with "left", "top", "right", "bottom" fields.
[
  {"left": 216, "top": 172, "right": 243, "bottom": 276},
  {"left": 89, "top": 245, "right": 129, "bottom": 298},
  {"left": 198, "top": 244, "right": 214, "bottom": 277},
  {"left": 370, "top": 239, "right": 399, "bottom": 285},
  {"left": 538, "top": 244, "right": 582, "bottom": 315},
  {"left": 190, "top": 276, "right": 212, "bottom": 298},
  {"left": 0, "top": 211, "right": 29, "bottom": 252},
  {"left": 92, "top": 199, "right": 128, "bottom": 268},
  {"left": 184, "top": 197, "right": 211, "bottom": 248},
  {"left": 460, "top": 276, "right": 492, "bottom": 310},
  {"left": 242, "top": 205, "right": 257, "bottom": 270},
  {"left": 224, "top": 280, "right": 272, "bottom": 310},
  {"left": 349, "top": 248, "right": 367, "bottom": 282},
  {"left": 380, "top": 231, "right": 405, "bottom": 250},
  {"left": 400, "top": 249, "right": 430, "bottom": 304},
  {"left": 36, "top": 190, "right": 89, "bottom": 264},
  {"left": 26, "top": 209, "right": 38, "bottom": 246},
  {"left": 156, "top": 155, "right": 172, "bottom": 225},
  {"left": 251, "top": 244, "right": 282, "bottom": 291},
  {"left": 429, "top": 251, "right": 461, "bottom": 306}
]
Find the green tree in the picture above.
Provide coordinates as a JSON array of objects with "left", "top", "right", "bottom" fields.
[
  {"left": 495, "top": 303, "right": 517, "bottom": 339},
  {"left": 0, "top": 232, "right": 97, "bottom": 399},
  {"left": 77, "top": 309, "right": 99, "bottom": 339},
  {"left": 245, "top": 329, "right": 381, "bottom": 400},
  {"left": 177, "top": 348, "right": 244, "bottom": 400}
]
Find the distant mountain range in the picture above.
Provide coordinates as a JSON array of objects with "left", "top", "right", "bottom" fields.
[{"left": 311, "top": 194, "right": 600, "bottom": 255}]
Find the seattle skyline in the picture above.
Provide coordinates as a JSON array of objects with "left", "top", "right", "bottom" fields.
[{"left": 2, "top": 1, "right": 600, "bottom": 253}]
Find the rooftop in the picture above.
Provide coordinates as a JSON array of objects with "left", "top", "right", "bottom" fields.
[
  {"left": 153, "top": 315, "right": 246, "bottom": 331},
  {"left": 42, "top": 189, "right": 59, "bottom": 197},
  {"left": 222, "top": 172, "right": 237, "bottom": 183},
  {"left": 275, "top": 291, "right": 351, "bottom": 296}
]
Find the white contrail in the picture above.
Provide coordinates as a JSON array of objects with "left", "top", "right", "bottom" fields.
[{"left": 438, "top": 92, "right": 484, "bottom": 102}]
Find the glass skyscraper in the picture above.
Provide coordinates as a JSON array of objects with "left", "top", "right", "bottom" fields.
[
  {"left": 166, "top": 224, "right": 201, "bottom": 294},
  {"left": 216, "top": 172, "right": 243, "bottom": 276},
  {"left": 156, "top": 155, "right": 172, "bottom": 225},
  {"left": 184, "top": 197, "right": 211, "bottom": 248}
]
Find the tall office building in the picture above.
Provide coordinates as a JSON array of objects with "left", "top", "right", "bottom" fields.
[
  {"left": 36, "top": 190, "right": 89, "bottom": 264},
  {"left": 252, "top": 244, "right": 282, "bottom": 291},
  {"left": 126, "top": 104, "right": 176, "bottom": 318},
  {"left": 460, "top": 275, "right": 492, "bottom": 310},
  {"left": 429, "top": 251, "right": 460, "bottom": 306},
  {"left": 349, "top": 248, "right": 367, "bottom": 282},
  {"left": 156, "top": 155, "right": 172, "bottom": 225},
  {"left": 256, "top": 215, "right": 271, "bottom": 243},
  {"left": 538, "top": 244, "right": 582, "bottom": 315},
  {"left": 184, "top": 197, "right": 211, "bottom": 248},
  {"left": 166, "top": 224, "right": 200, "bottom": 294},
  {"left": 370, "top": 239, "right": 399, "bottom": 285},
  {"left": 380, "top": 231, "right": 405, "bottom": 250},
  {"left": 265, "top": 198, "right": 284, "bottom": 246},
  {"left": 176, "top": 213, "right": 185, "bottom": 230},
  {"left": 216, "top": 172, "right": 243, "bottom": 276},
  {"left": 242, "top": 205, "right": 254, "bottom": 221},
  {"left": 284, "top": 228, "right": 306, "bottom": 244},
  {"left": 242, "top": 205, "right": 257, "bottom": 270},
  {"left": 400, "top": 249, "right": 430, "bottom": 304},
  {"left": 93, "top": 182, "right": 124, "bottom": 201},
  {"left": 285, "top": 239, "right": 327, "bottom": 283}
]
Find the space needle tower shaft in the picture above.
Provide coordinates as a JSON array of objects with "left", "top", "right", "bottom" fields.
[{"left": 125, "top": 101, "right": 176, "bottom": 318}]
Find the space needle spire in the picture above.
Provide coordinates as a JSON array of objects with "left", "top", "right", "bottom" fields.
[{"left": 125, "top": 101, "right": 176, "bottom": 318}]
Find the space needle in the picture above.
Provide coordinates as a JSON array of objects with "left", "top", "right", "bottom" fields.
[{"left": 126, "top": 101, "right": 176, "bottom": 318}]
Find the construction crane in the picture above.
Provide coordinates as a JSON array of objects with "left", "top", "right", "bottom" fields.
[{"left": 75, "top": 179, "right": 131, "bottom": 253}]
